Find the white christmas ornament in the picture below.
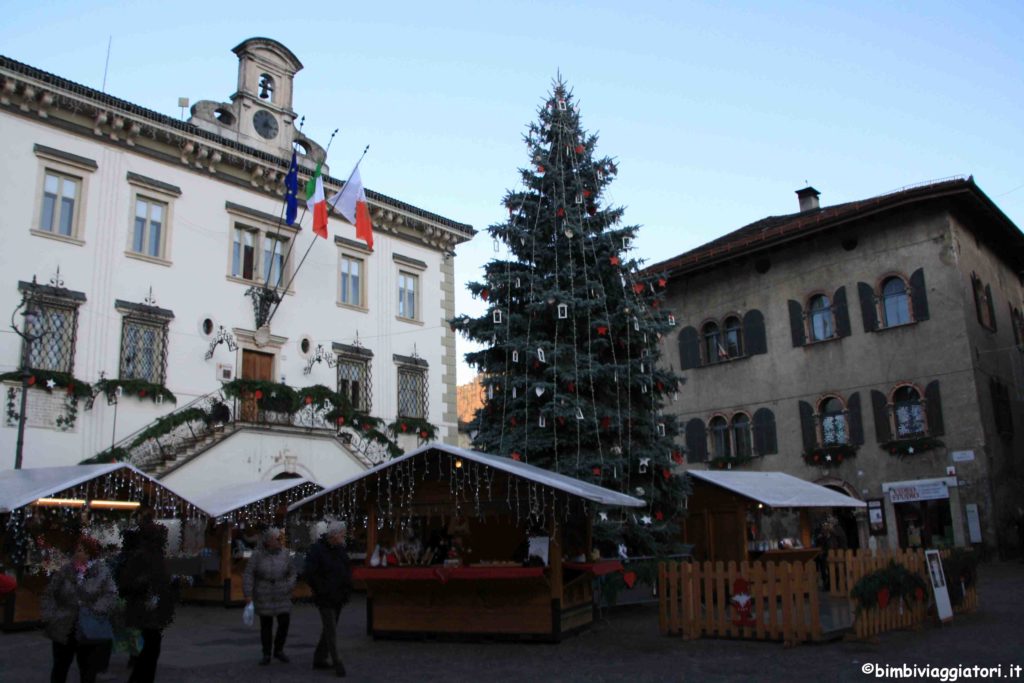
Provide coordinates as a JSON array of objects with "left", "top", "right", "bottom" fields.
[
  {"left": 635, "top": 487, "right": 645, "bottom": 496},
  {"left": 535, "top": 386, "right": 545, "bottom": 397}
]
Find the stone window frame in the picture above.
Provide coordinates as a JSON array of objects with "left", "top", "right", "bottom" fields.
[
  {"left": 805, "top": 291, "right": 836, "bottom": 342},
  {"left": 395, "top": 253, "right": 426, "bottom": 325},
  {"left": 115, "top": 300, "right": 174, "bottom": 385},
  {"left": 336, "top": 237, "right": 371, "bottom": 312},
  {"left": 125, "top": 172, "right": 181, "bottom": 266},
  {"left": 876, "top": 273, "right": 913, "bottom": 328},
  {"left": 225, "top": 203, "right": 298, "bottom": 292},
  {"left": 31, "top": 145, "right": 97, "bottom": 246},
  {"left": 815, "top": 393, "right": 850, "bottom": 447},
  {"left": 888, "top": 382, "right": 928, "bottom": 438}
]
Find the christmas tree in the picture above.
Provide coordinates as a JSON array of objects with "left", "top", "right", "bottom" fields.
[{"left": 450, "top": 80, "right": 689, "bottom": 556}]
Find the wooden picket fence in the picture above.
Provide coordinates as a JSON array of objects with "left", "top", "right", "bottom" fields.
[
  {"left": 825, "top": 548, "right": 979, "bottom": 640},
  {"left": 658, "top": 560, "right": 822, "bottom": 646}
]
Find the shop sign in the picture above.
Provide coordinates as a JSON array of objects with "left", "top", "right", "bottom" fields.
[
  {"left": 887, "top": 480, "right": 949, "bottom": 503},
  {"left": 951, "top": 450, "right": 975, "bottom": 462}
]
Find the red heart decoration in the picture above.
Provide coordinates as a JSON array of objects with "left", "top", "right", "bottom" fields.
[
  {"left": 336, "top": 416, "right": 346, "bottom": 425},
  {"left": 511, "top": 452, "right": 521, "bottom": 461},
  {"left": 592, "top": 466, "right": 601, "bottom": 476},
  {"left": 27, "top": 376, "right": 36, "bottom": 386},
  {"left": 597, "top": 326, "right": 608, "bottom": 336},
  {"left": 305, "top": 396, "right": 313, "bottom": 404},
  {"left": 632, "top": 283, "right": 645, "bottom": 294},
  {"left": 672, "top": 451, "right": 684, "bottom": 464},
  {"left": 662, "top": 468, "right": 671, "bottom": 481},
  {"left": 623, "top": 571, "right": 638, "bottom": 589},
  {"left": 556, "top": 207, "right": 565, "bottom": 218},
  {"left": 481, "top": 289, "right": 489, "bottom": 301},
  {"left": 419, "top": 430, "right": 428, "bottom": 439},
  {"left": 574, "top": 144, "right": 584, "bottom": 154},
  {"left": 400, "top": 423, "right": 408, "bottom": 432},
  {"left": 655, "top": 511, "right": 664, "bottom": 521}
]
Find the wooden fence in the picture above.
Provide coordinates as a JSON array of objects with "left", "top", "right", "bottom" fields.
[
  {"left": 658, "top": 560, "right": 822, "bottom": 646},
  {"left": 825, "top": 548, "right": 979, "bottom": 640}
]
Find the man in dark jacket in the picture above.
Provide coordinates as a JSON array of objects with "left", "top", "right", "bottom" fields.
[
  {"left": 117, "top": 521, "right": 176, "bottom": 683},
  {"left": 304, "top": 521, "right": 352, "bottom": 677}
]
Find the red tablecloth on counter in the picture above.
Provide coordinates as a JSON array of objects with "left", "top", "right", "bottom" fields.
[
  {"left": 353, "top": 566, "right": 545, "bottom": 583},
  {"left": 562, "top": 560, "right": 625, "bottom": 576}
]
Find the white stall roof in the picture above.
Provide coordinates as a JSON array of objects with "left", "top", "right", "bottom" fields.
[
  {"left": 0, "top": 463, "right": 138, "bottom": 513},
  {"left": 291, "top": 443, "right": 645, "bottom": 511},
  {"left": 189, "top": 478, "right": 320, "bottom": 519},
  {"left": 688, "top": 470, "right": 866, "bottom": 509}
]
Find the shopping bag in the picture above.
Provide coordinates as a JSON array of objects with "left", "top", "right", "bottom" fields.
[
  {"left": 242, "top": 601, "right": 254, "bottom": 627},
  {"left": 77, "top": 607, "right": 114, "bottom": 643}
]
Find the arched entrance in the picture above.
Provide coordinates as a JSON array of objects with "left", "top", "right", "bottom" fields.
[{"left": 814, "top": 477, "right": 862, "bottom": 551}]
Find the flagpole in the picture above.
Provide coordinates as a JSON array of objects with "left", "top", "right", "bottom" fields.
[
  {"left": 265, "top": 143, "right": 370, "bottom": 329},
  {"left": 263, "top": 116, "right": 306, "bottom": 291},
  {"left": 271, "top": 128, "right": 338, "bottom": 294}
]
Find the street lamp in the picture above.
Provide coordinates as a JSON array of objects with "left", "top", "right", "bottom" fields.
[{"left": 10, "top": 277, "right": 46, "bottom": 470}]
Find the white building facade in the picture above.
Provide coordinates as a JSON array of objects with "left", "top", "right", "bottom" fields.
[{"left": 0, "top": 39, "right": 473, "bottom": 495}]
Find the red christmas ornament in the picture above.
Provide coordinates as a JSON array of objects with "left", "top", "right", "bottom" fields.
[
  {"left": 610, "top": 256, "right": 620, "bottom": 266},
  {"left": 596, "top": 325, "right": 608, "bottom": 336},
  {"left": 533, "top": 360, "right": 541, "bottom": 369},
  {"left": 655, "top": 511, "right": 664, "bottom": 521},
  {"left": 419, "top": 430, "right": 428, "bottom": 439},
  {"left": 336, "top": 416, "right": 346, "bottom": 426},
  {"left": 566, "top": 382, "right": 575, "bottom": 393},
  {"left": 400, "top": 423, "right": 408, "bottom": 432},
  {"left": 361, "top": 423, "right": 371, "bottom": 432},
  {"left": 877, "top": 587, "right": 891, "bottom": 609},
  {"left": 510, "top": 416, "right": 517, "bottom": 427},
  {"left": 27, "top": 376, "right": 35, "bottom": 386},
  {"left": 623, "top": 571, "right": 638, "bottom": 589},
  {"left": 914, "top": 587, "right": 925, "bottom": 602},
  {"left": 672, "top": 451, "right": 684, "bottom": 464},
  {"left": 574, "top": 144, "right": 584, "bottom": 154},
  {"left": 305, "top": 395, "right": 314, "bottom": 405},
  {"left": 836, "top": 453, "right": 844, "bottom": 463},
  {"left": 632, "top": 283, "right": 645, "bottom": 294},
  {"left": 592, "top": 466, "right": 601, "bottom": 476},
  {"left": 511, "top": 452, "right": 522, "bottom": 461},
  {"left": 662, "top": 468, "right": 671, "bottom": 481},
  {"left": 66, "top": 385, "right": 75, "bottom": 396},
  {"left": 658, "top": 277, "right": 667, "bottom": 288},
  {"left": 651, "top": 300, "right": 660, "bottom": 309},
  {"left": 481, "top": 289, "right": 489, "bottom": 301},
  {"left": 537, "top": 165, "right": 545, "bottom": 174},
  {"left": 254, "top": 389, "right": 263, "bottom": 400},
  {"left": 139, "top": 390, "right": 147, "bottom": 398},
  {"left": 813, "top": 454, "right": 820, "bottom": 463},
  {"left": 556, "top": 207, "right": 565, "bottom": 218},
  {"left": 656, "top": 382, "right": 664, "bottom": 392},
  {"left": 558, "top": 416, "right": 566, "bottom": 427},
  {"left": 600, "top": 416, "right": 611, "bottom": 429},
  {"left": 583, "top": 190, "right": 592, "bottom": 198}
]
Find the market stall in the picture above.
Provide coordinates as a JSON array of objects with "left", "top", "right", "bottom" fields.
[
  {"left": 0, "top": 464, "right": 206, "bottom": 630},
  {"left": 683, "top": 470, "right": 866, "bottom": 565},
  {"left": 178, "top": 477, "right": 322, "bottom": 605},
  {"left": 288, "top": 443, "right": 642, "bottom": 642}
]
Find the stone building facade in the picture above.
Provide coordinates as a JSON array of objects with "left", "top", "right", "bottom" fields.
[
  {"left": 649, "top": 178, "right": 1024, "bottom": 555},
  {"left": 0, "top": 39, "right": 474, "bottom": 493}
]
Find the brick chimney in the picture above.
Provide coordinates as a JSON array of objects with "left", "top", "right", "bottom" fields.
[{"left": 796, "top": 186, "right": 820, "bottom": 212}]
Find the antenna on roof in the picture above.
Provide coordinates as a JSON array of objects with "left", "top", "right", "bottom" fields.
[
  {"left": 178, "top": 97, "right": 189, "bottom": 120},
  {"left": 101, "top": 36, "right": 112, "bottom": 93}
]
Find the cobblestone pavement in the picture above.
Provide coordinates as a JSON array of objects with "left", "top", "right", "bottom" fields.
[{"left": 1, "top": 562, "right": 1021, "bottom": 682}]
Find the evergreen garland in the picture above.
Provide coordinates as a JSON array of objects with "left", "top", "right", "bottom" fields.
[
  {"left": 450, "top": 79, "right": 689, "bottom": 557},
  {"left": 850, "top": 560, "right": 928, "bottom": 612},
  {"left": 93, "top": 377, "right": 177, "bottom": 405},
  {"left": 0, "top": 370, "right": 92, "bottom": 430},
  {"left": 881, "top": 436, "right": 945, "bottom": 457},
  {"left": 802, "top": 443, "right": 858, "bottom": 467}
]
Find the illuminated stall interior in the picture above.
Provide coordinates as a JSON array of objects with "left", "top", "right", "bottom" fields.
[{"left": 289, "top": 443, "right": 642, "bottom": 642}]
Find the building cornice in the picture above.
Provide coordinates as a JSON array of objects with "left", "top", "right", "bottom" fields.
[{"left": 0, "top": 56, "right": 476, "bottom": 254}]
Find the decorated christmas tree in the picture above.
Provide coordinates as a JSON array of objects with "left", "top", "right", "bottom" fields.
[{"left": 450, "top": 80, "right": 689, "bottom": 556}]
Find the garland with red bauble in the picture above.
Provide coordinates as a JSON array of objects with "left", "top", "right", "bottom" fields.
[
  {"left": 850, "top": 560, "right": 928, "bottom": 612},
  {"left": 881, "top": 436, "right": 944, "bottom": 457},
  {"left": 386, "top": 417, "right": 437, "bottom": 443},
  {"left": 0, "top": 369, "right": 93, "bottom": 430}
]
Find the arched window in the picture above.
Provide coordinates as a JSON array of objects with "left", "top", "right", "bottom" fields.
[
  {"left": 709, "top": 415, "right": 731, "bottom": 458},
  {"left": 892, "top": 386, "right": 926, "bottom": 437},
  {"left": 702, "top": 321, "right": 721, "bottom": 364},
  {"left": 881, "top": 276, "right": 911, "bottom": 327},
  {"left": 808, "top": 294, "right": 834, "bottom": 341},
  {"left": 258, "top": 73, "right": 276, "bottom": 102},
  {"left": 724, "top": 316, "right": 743, "bottom": 358},
  {"left": 819, "top": 396, "right": 847, "bottom": 445},
  {"left": 731, "top": 413, "right": 752, "bottom": 458}
]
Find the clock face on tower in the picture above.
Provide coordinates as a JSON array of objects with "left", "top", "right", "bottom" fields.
[{"left": 253, "top": 110, "right": 279, "bottom": 139}]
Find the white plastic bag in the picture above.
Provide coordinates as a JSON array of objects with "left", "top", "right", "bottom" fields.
[{"left": 242, "top": 601, "right": 254, "bottom": 627}]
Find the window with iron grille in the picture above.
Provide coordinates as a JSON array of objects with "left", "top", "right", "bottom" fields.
[
  {"left": 120, "top": 317, "right": 169, "bottom": 384},
  {"left": 397, "top": 367, "right": 427, "bottom": 418},
  {"left": 26, "top": 300, "right": 78, "bottom": 373},
  {"left": 337, "top": 356, "right": 371, "bottom": 412}
]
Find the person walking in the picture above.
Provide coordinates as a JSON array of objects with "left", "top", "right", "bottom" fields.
[
  {"left": 117, "top": 521, "right": 176, "bottom": 683},
  {"left": 304, "top": 521, "right": 352, "bottom": 677},
  {"left": 243, "top": 527, "right": 296, "bottom": 666},
  {"left": 41, "top": 535, "right": 118, "bottom": 683}
]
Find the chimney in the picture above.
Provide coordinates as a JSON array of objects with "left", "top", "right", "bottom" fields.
[{"left": 796, "top": 186, "right": 820, "bottom": 212}]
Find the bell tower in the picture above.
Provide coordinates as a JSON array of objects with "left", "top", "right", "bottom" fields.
[{"left": 230, "top": 38, "right": 302, "bottom": 153}]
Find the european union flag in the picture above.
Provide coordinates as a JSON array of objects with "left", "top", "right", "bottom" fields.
[{"left": 284, "top": 150, "right": 299, "bottom": 225}]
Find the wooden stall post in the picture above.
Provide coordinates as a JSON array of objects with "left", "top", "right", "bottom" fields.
[
  {"left": 799, "top": 509, "right": 812, "bottom": 549},
  {"left": 549, "top": 517, "right": 563, "bottom": 640},
  {"left": 219, "top": 523, "right": 232, "bottom": 603}
]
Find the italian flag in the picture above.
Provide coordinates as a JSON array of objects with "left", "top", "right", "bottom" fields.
[
  {"left": 305, "top": 161, "right": 328, "bottom": 239},
  {"left": 328, "top": 166, "right": 374, "bottom": 249}
]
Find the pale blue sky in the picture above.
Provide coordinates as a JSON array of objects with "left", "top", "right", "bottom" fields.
[{"left": 3, "top": 1, "right": 1022, "bottom": 383}]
